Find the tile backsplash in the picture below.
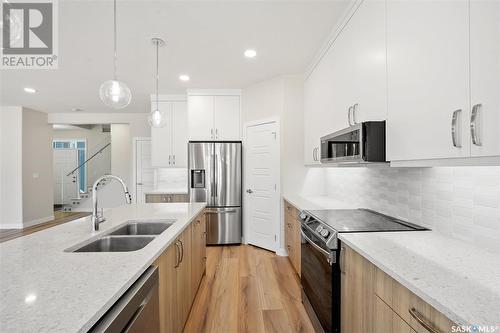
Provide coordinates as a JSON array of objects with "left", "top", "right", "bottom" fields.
[
  {"left": 324, "top": 166, "right": 500, "bottom": 252},
  {"left": 156, "top": 168, "right": 188, "bottom": 191}
]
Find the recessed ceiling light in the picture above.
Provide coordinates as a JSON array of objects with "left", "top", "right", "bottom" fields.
[
  {"left": 24, "top": 87, "right": 37, "bottom": 93},
  {"left": 244, "top": 49, "right": 257, "bottom": 58},
  {"left": 72, "top": 108, "right": 84, "bottom": 112},
  {"left": 179, "top": 74, "right": 190, "bottom": 82}
]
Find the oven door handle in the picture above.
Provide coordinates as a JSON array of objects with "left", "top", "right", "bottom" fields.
[{"left": 300, "top": 228, "right": 335, "bottom": 265}]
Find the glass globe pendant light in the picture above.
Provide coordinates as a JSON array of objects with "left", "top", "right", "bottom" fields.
[
  {"left": 148, "top": 38, "right": 167, "bottom": 128},
  {"left": 99, "top": 0, "right": 132, "bottom": 109}
]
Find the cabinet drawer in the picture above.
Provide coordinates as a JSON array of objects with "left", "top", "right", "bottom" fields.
[{"left": 375, "top": 267, "right": 455, "bottom": 333}]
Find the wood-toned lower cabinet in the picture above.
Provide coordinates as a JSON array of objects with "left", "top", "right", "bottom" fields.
[
  {"left": 145, "top": 193, "right": 189, "bottom": 203},
  {"left": 284, "top": 200, "right": 301, "bottom": 276},
  {"left": 342, "top": 244, "right": 456, "bottom": 333},
  {"left": 154, "top": 211, "right": 206, "bottom": 333},
  {"left": 191, "top": 213, "right": 206, "bottom": 297}
]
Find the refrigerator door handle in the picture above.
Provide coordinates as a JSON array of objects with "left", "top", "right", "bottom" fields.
[{"left": 214, "top": 153, "right": 218, "bottom": 200}]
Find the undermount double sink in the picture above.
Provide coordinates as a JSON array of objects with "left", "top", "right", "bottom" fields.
[{"left": 70, "top": 220, "right": 175, "bottom": 253}]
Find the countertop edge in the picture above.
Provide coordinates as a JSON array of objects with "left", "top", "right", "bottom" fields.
[
  {"left": 338, "top": 234, "right": 468, "bottom": 327},
  {"left": 77, "top": 204, "right": 206, "bottom": 333}
]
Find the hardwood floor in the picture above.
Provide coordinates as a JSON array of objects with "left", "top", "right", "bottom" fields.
[
  {"left": 184, "top": 245, "right": 315, "bottom": 333},
  {"left": 0, "top": 211, "right": 91, "bottom": 243}
]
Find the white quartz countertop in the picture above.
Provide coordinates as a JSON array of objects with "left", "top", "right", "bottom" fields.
[
  {"left": 0, "top": 202, "right": 206, "bottom": 333},
  {"left": 340, "top": 232, "right": 500, "bottom": 327},
  {"left": 283, "top": 194, "right": 355, "bottom": 210}
]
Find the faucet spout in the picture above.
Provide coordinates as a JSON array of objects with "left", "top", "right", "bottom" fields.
[{"left": 91, "top": 175, "right": 132, "bottom": 231}]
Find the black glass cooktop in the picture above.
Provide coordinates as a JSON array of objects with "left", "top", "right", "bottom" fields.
[{"left": 306, "top": 209, "right": 428, "bottom": 233}]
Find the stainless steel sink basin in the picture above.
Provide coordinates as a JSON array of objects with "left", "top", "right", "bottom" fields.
[
  {"left": 73, "top": 236, "right": 155, "bottom": 252},
  {"left": 107, "top": 221, "right": 173, "bottom": 236}
]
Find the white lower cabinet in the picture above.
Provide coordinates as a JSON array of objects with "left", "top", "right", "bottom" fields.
[
  {"left": 151, "top": 101, "right": 188, "bottom": 167},
  {"left": 470, "top": 0, "right": 500, "bottom": 157},
  {"left": 386, "top": 0, "right": 470, "bottom": 161}
]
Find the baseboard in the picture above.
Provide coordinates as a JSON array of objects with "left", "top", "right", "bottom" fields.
[
  {"left": 276, "top": 247, "right": 288, "bottom": 257},
  {"left": 0, "top": 223, "right": 24, "bottom": 229},
  {"left": 23, "top": 215, "right": 55, "bottom": 228}
]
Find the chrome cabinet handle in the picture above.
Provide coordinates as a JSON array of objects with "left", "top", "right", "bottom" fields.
[
  {"left": 451, "top": 109, "right": 462, "bottom": 148},
  {"left": 348, "top": 106, "right": 353, "bottom": 126},
  {"left": 172, "top": 155, "right": 175, "bottom": 165},
  {"left": 470, "top": 103, "right": 482, "bottom": 146},
  {"left": 352, "top": 103, "right": 358, "bottom": 125},
  {"left": 312, "top": 147, "right": 316, "bottom": 161},
  {"left": 174, "top": 241, "right": 180, "bottom": 268},
  {"left": 168, "top": 155, "right": 172, "bottom": 165},
  {"left": 313, "top": 147, "right": 319, "bottom": 161},
  {"left": 340, "top": 246, "right": 346, "bottom": 275},
  {"left": 408, "top": 308, "right": 440, "bottom": 333},
  {"left": 215, "top": 128, "right": 218, "bottom": 139},
  {"left": 210, "top": 128, "right": 214, "bottom": 139}
]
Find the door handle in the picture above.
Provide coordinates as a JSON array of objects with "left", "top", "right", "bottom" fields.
[
  {"left": 470, "top": 104, "right": 482, "bottom": 146},
  {"left": 451, "top": 109, "right": 462, "bottom": 148},
  {"left": 136, "top": 182, "right": 143, "bottom": 186},
  {"left": 246, "top": 189, "right": 253, "bottom": 194}
]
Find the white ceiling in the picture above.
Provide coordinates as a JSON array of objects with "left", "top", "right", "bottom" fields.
[{"left": 0, "top": 0, "right": 350, "bottom": 113}]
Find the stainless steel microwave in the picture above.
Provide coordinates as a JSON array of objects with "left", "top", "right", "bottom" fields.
[{"left": 320, "top": 121, "right": 386, "bottom": 164}]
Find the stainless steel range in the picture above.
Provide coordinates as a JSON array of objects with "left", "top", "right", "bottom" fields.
[{"left": 298, "top": 209, "right": 428, "bottom": 333}]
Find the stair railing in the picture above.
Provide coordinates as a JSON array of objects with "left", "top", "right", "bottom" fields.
[{"left": 66, "top": 142, "right": 111, "bottom": 177}]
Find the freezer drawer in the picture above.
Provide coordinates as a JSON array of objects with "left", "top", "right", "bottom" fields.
[{"left": 205, "top": 207, "right": 242, "bottom": 244}]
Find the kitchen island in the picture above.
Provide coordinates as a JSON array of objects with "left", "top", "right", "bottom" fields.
[{"left": 0, "top": 203, "right": 205, "bottom": 333}]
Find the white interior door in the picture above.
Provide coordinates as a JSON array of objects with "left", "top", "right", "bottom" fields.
[
  {"left": 245, "top": 120, "right": 279, "bottom": 252},
  {"left": 136, "top": 139, "right": 154, "bottom": 204},
  {"left": 53, "top": 149, "right": 78, "bottom": 205}
]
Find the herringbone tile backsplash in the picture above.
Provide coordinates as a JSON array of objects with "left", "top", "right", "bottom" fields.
[{"left": 324, "top": 167, "right": 500, "bottom": 252}]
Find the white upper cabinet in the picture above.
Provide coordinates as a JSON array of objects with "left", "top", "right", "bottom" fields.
[
  {"left": 188, "top": 95, "right": 214, "bottom": 141},
  {"left": 151, "top": 100, "right": 188, "bottom": 168},
  {"left": 171, "top": 102, "right": 189, "bottom": 167},
  {"left": 470, "top": 1, "right": 500, "bottom": 157},
  {"left": 214, "top": 96, "right": 240, "bottom": 140},
  {"left": 303, "top": 0, "right": 386, "bottom": 165},
  {"left": 188, "top": 90, "right": 241, "bottom": 141},
  {"left": 386, "top": 0, "right": 470, "bottom": 161}
]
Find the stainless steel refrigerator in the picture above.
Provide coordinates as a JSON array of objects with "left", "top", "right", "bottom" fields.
[{"left": 188, "top": 141, "right": 242, "bottom": 244}]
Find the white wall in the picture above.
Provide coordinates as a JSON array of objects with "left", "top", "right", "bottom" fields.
[
  {"left": 22, "top": 108, "right": 54, "bottom": 226},
  {"left": 0, "top": 107, "right": 23, "bottom": 228}
]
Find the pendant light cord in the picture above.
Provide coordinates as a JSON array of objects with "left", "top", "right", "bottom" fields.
[
  {"left": 113, "top": 0, "right": 118, "bottom": 80},
  {"left": 156, "top": 40, "right": 159, "bottom": 111}
]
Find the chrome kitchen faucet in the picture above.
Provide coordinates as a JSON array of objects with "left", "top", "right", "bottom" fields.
[{"left": 91, "top": 175, "right": 132, "bottom": 231}]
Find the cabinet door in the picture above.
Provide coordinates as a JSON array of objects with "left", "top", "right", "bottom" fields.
[
  {"left": 171, "top": 101, "right": 188, "bottom": 167},
  {"left": 470, "top": 1, "right": 500, "bottom": 157},
  {"left": 155, "top": 243, "right": 180, "bottom": 333},
  {"left": 176, "top": 225, "right": 192, "bottom": 327},
  {"left": 386, "top": 0, "right": 470, "bottom": 161},
  {"left": 188, "top": 95, "right": 215, "bottom": 140},
  {"left": 374, "top": 296, "right": 415, "bottom": 333},
  {"left": 346, "top": 0, "right": 387, "bottom": 123},
  {"left": 214, "top": 95, "right": 240, "bottom": 140},
  {"left": 151, "top": 102, "right": 172, "bottom": 167},
  {"left": 191, "top": 213, "right": 206, "bottom": 295}
]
